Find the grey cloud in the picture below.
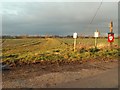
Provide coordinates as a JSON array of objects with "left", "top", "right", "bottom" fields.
[{"left": 2, "top": 2, "right": 118, "bottom": 36}]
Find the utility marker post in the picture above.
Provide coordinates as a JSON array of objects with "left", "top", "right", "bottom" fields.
[
  {"left": 73, "top": 32, "right": 77, "bottom": 52},
  {"left": 108, "top": 21, "right": 114, "bottom": 49},
  {"left": 94, "top": 30, "right": 99, "bottom": 48},
  {"left": 95, "top": 37, "right": 97, "bottom": 48}
]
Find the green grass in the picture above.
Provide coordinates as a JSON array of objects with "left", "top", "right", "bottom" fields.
[{"left": 2, "top": 38, "right": 119, "bottom": 65}]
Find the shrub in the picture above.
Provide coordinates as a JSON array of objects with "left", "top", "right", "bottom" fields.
[
  {"left": 79, "top": 48, "right": 87, "bottom": 53},
  {"left": 53, "top": 49, "right": 60, "bottom": 52},
  {"left": 89, "top": 47, "right": 100, "bottom": 53}
]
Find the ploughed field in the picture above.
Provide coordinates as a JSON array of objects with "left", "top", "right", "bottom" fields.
[{"left": 2, "top": 38, "right": 119, "bottom": 66}]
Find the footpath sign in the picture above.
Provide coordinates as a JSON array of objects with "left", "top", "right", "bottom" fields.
[
  {"left": 108, "top": 33, "right": 114, "bottom": 42},
  {"left": 94, "top": 31, "right": 99, "bottom": 38},
  {"left": 73, "top": 32, "right": 77, "bottom": 39}
]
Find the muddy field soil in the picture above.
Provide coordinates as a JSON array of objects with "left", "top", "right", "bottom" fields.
[{"left": 2, "top": 60, "right": 118, "bottom": 88}]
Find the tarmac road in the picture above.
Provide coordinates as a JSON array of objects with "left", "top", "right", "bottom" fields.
[{"left": 52, "top": 67, "right": 118, "bottom": 88}]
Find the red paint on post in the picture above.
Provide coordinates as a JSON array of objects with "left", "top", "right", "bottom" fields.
[{"left": 108, "top": 33, "right": 114, "bottom": 42}]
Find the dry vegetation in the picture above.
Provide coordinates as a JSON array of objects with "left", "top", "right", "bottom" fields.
[{"left": 2, "top": 38, "right": 119, "bottom": 67}]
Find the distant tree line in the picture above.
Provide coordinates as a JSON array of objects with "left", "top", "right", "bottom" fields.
[{"left": 1, "top": 35, "right": 119, "bottom": 39}]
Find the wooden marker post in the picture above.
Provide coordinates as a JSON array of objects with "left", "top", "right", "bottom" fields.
[
  {"left": 108, "top": 21, "right": 114, "bottom": 49},
  {"left": 94, "top": 30, "right": 99, "bottom": 48},
  {"left": 95, "top": 37, "right": 97, "bottom": 48},
  {"left": 73, "top": 32, "right": 77, "bottom": 52}
]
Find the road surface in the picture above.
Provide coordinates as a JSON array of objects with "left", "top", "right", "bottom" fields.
[
  {"left": 2, "top": 61, "right": 118, "bottom": 88},
  {"left": 52, "top": 67, "right": 118, "bottom": 88}
]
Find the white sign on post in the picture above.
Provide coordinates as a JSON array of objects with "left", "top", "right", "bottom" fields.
[
  {"left": 94, "top": 31, "right": 99, "bottom": 37},
  {"left": 73, "top": 32, "right": 77, "bottom": 38}
]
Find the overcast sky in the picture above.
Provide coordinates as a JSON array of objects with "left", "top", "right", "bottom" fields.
[{"left": 1, "top": 2, "right": 118, "bottom": 36}]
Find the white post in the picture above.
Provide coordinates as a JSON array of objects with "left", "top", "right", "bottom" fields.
[
  {"left": 73, "top": 32, "right": 77, "bottom": 52},
  {"left": 74, "top": 38, "right": 77, "bottom": 52},
  {"left": 94, "top": 30, "right": 99, "bottom": 48},
  {"left": 95, "top": 37, "right": 97, "bottom": 48}
]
